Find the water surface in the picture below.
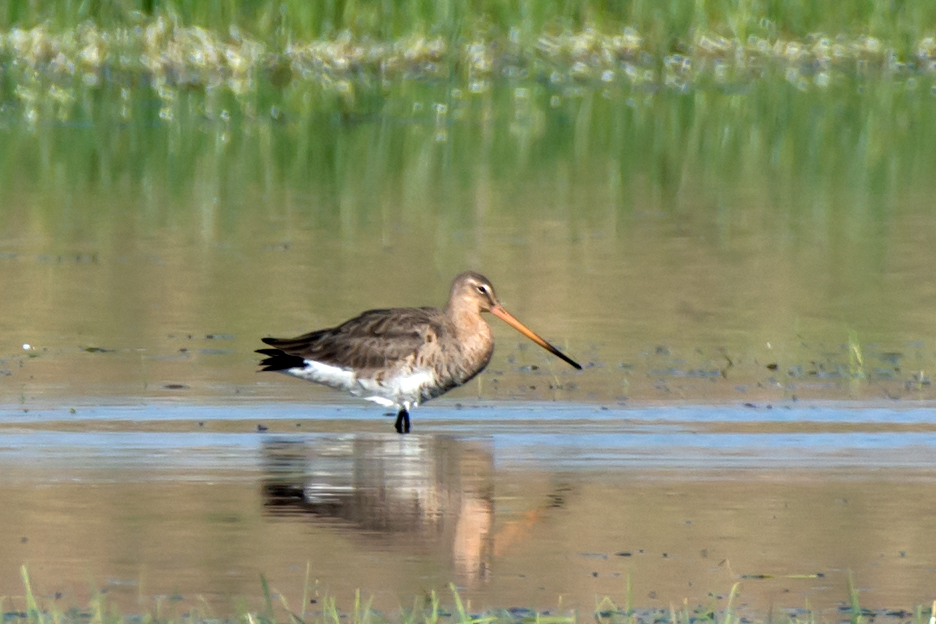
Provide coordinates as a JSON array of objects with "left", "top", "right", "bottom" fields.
[
  {"left": 2, "top": 402, "right": 935, "bottom": 619},
  {"left": 2, "top": 37, "right": 936, "bottom": 619}
]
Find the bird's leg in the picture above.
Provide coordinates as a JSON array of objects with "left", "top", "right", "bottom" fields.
[{"left": 394, "top": 408, "right": 411, "bottom": 434}]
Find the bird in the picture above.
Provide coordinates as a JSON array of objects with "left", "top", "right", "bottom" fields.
[{"left": 257, "top": 271, "right": 581, "bottom": 434}]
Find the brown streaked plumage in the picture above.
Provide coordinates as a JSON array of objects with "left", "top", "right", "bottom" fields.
[{"left": 257, "top": 271, "right": 582, "bottom": 434}]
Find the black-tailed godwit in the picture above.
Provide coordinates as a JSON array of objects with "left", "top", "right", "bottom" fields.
[{"left": 257, "top": 271, "right": 581, "bottom": 433}]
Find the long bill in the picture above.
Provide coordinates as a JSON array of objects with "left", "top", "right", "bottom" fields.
[{"left": 490, "top": 304, "right": 582, "bottom": 370}]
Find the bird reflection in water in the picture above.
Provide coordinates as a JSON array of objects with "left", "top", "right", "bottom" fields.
[{"left": 261, "top": 434, "right": 494, "bottom": 582}]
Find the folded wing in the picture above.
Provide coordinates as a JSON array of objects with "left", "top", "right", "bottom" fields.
[{"left": 257, "top": 307, "right": 444, "bottom": 372}]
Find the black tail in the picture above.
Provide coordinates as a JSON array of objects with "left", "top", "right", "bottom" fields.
[{"left": 256, "top": 347, "right": 306, "bottom": 371}]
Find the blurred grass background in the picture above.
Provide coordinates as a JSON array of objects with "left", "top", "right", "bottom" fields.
[{"left": 4, "top": 0, "right": 936, "bottom": 54}]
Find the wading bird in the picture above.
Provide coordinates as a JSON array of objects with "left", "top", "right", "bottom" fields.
[{"left": 257, "top": 271, "right": 581, "bottom": 433}]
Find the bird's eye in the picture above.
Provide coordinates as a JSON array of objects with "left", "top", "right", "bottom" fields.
[{"left": 476, "top": 285, "right": 487, "bottom": 295}]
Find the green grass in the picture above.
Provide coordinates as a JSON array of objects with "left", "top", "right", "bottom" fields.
[
  {"left": 9, "top": 566, "right": 934, "bottom": 624},
  {"left": 0, "top": 0, "right": 932, "bottom": 203},
  {"left": 1, "top": 0, "right": 932, "bottom": 154},
  {"left": 847, "top": 329, "right": 866, "bottom": 381},
  {"left": 3, "top": 0, "right": 936, "bottom": 53}
]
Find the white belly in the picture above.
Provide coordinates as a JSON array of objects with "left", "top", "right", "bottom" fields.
[{"left": 284, "top": 360, "right": 436, "bottom": 409}]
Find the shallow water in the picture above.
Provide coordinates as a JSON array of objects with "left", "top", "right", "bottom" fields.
[
  {"left": 2, "top": 45, "right": 936, "bottom": 619},
  {"left": 2, "top": 402, "right": 936, "bottom": 618},
  {"left": 4, "top": 78, "right": 936, "bottom": 408}
]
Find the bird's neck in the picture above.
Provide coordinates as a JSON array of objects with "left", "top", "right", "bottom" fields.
[{"left": 446, "top": 304, "right": 493, "bottom": 346}]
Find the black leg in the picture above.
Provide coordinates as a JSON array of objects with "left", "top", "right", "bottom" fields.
[
  {"left": 395, "top": 410, "right": 407, "bottom": 434},
  {"left": 394, "top": 409, "right": 411, "bottom": 434}
]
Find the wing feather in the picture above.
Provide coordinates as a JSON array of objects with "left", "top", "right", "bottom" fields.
[{"left": 259, "top": 307, "right": 446, "bottom": 371}]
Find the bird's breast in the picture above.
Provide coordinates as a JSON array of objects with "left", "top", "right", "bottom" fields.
[{"left": 430, "top": 317, "right": 494, "bottom": 387}]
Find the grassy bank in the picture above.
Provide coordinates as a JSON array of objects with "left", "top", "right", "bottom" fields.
[
  {"left": 2, "top": 15, "right": 934, "bottom": 95},
  {"left": 4, "top": 0, "right": 936, "bottom": 52},
  {"left": 2, "top": 0, "right": 933, "bottom": 138},
  {"left": 1, "top": 14, "right": 933, "bottom": 138}
]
